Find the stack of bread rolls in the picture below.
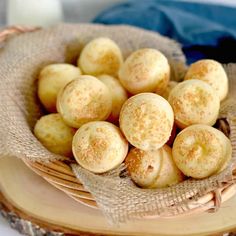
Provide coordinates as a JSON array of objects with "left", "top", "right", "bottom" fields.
[{"left": 34, "top": 37, "right": 232, "bottom": 189}]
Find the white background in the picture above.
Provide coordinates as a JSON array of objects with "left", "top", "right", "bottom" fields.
[{"left": 0, "top": 0, "right": 236, "bottom": 235}]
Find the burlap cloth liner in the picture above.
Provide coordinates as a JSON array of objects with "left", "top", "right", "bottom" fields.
[{"left": 0, "top": 23, "right": 235, "bottom": 223}]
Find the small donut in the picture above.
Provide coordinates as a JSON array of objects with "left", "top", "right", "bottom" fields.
[
  {"left": 78, "top": 37, "right": 123, "bottom": 76},
  {"left": 125, "top": 145, "right": 184, "bottom": 188},
  {"left": 72, "top": 121, "right": 128, "bottom": 173},
  {"left": 57, "top": 75, "right": 112, "bottom": 128},
  {"left": 160, "top": 81, "right": 178, "bottom": 100},
  {"left": 172, "top": 124, "right": 232, "bottom": 179},
  {"left": 184, "top": 59, "right": 228, "bottom": 101},
  {"left": 168, "top": 79, "right": 220, "bottom": 129},
  {"left": 38, "top": 63, "right": 81, "bottom": 112},
  {"left": 119, "top": 48, "right": 170, "bottom": 94},
  {"left": 120, "top": 93, "right": 174, "bottom": 150},
  {"left": 34, "top": 113, "right": 76, "bottom": 157},
  {"left": 98, "top": 74, "right": 128, "bottom": 123}
]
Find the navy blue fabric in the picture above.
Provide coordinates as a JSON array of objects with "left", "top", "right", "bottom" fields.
[{"left": 93, "top": 0, "right": 236, "bottom": 64}]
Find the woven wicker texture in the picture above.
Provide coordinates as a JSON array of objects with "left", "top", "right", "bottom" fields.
[{"left": 0, "top": 24, "right": 236, "bottom": 223}]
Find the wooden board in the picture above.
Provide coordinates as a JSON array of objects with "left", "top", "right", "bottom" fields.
[{"left": 1, "top": 156, "right": 236, "bottom": 236}]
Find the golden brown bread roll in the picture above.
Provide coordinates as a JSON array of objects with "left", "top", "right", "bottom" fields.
[
  {"left": 119, "top": 48, "right": 170, "bottom": 94},
  {"left": 38, "top": 63, "right": 81, "bottom": 112},
  {"left": 34, "top": 113, "right": 76, "bottom": 157},
  {"left": 57, "top": 75, "right": 112, "bottom": 128},
  {"left": 72, "top": 121, "right": 128, "bottom": 173},
  {"left": 120, "top": 93, "right": 174, "bottom": 151},
  {"left": 125, "top": 145, "right": 184, "bottom": 188},
  {"left": 172, "top": 124, "right": 232, "bottom": 179},
  {"left": 149, "top": 145, "right": 184, "bottom": 188},
  {"left": 168, "top": 79, "right": 220, "bottom": 129},
  {"left": 98, "top": 74, "right": 128, "bottom": 123},
  {"left": 184, "top": 59, "right": 228, "bottom": 101},
  {"left": 78, "top": 37, "right": 123, "bottom": 76},
  {"left": 125, "top": 147, "right": 162, "bottom": 187}
]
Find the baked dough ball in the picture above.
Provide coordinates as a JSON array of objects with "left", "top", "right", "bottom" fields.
[
  {"left": 57, "top": 75, "right": 112, "bottom": 128},
  {"left": 38, "top": 63, "right": 81, "bottom": 112},
  {"left": 125, "top": 145, "right": 184, "bottom": 188},
  {"left": 98, "top": 74, "right": 128, "bottom": 122},
  {"left": 120, "top": 93, "right": 174, "bottom": 150},
  {"left": 78, "top": 37, "right": 123, "bottom": 76},
  {"left": 34, "top": 113, "right": 76, "bottom": 157},
  {"left": 119, "top": 48, "right": 170, "bottom": 94},
  {"left": 168, "top": 79, "right": 220, "bottom": 129},
  {"left": 172, "top": 124, "right": 232, "bottom": 179},
  {"left": 149, "top": 145, "right": 184, "bottom": 188},
  {"left": 125, "top": 147, "right": 162, "bottom": 188},
  {"left": 160, "top": 81, "right": 178, "bottom": 100},
  {"left": 184, "top": 59, "right": 228, "bottom": 101},
  {"left": 72, "top": 121, "right": 128, "bottom": 173}
]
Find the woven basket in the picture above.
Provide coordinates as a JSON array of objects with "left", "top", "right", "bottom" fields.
[{"left": 1, "top": 26, "right": 236, "bottom": 217}]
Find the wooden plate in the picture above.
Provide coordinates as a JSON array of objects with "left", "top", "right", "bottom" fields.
[{"left": 1, "top": 156, "right": 236, "bottom": 235}]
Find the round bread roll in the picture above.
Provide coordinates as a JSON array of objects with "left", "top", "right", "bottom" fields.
[
  {"left": 168, "top": 79, "right": 220, "bottom": 129},
  {"left": 38, "top": 63, "right": 81, "bottom": 112},
  {"left": 78, "top": 37, "right": 123, "bottom": 76},
  {"left": 120, "top": 93, "right": 174, "bottom": 150},
  {"left": 34, "top": 113, "right": 76, "bottom": 157},
  {"left": 57, "top": 75, "right": 112, "bottom": 128},
  {"left": 72, "top": 121, "right": 128, "bottom": 173},
  {"left": 118, "top": 48, "right": 170, "bottom": 94},
  {"left": 125, "top": 145, "right": 184, "bottom": 188},
  {"left": 98, "top": 74, "right": 128, "bottom": 123},
  {"left": 149, "top": 145, "right": 184, "bottom": 188},
  {"left": 172, "top": 124, "right": 232, "bottom": 179},
  {"left": 184, "top": 59, "right": 228, "bottom": 101},
  {"left": 160, "top": 81, "right": 178, "bottom": 100},
  {"left": 125, "top": 147, "right": 162, "bottom": 188}
]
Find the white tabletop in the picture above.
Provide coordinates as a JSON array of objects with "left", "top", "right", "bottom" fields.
[
  {"left": 0, "top": 0, "right": 236, "bottom": 235},
  {"left": 0, "top": 218, "right": 21, "bottom": 236}
]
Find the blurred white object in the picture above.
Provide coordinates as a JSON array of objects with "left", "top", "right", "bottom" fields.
[{"left": 7, "top": 0, "right": 63, "bottom": 27}]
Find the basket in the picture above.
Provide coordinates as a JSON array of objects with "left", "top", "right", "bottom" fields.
[{"left": 1, "top": 25, "right": 236, "bottom": 218}]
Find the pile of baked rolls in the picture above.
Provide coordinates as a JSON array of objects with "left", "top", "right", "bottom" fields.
[{"left": 34, "top": 37, "right": 231, "bottom": 189}]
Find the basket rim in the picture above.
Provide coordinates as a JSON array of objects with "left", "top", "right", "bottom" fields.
[{"left": 22, "top": 157, "right": 236, "bottom": 218}]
